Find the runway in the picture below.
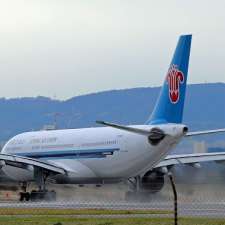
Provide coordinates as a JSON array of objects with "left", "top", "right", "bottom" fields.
[{"left": 0, "top": 201, "right": 225, "bottom": 218}]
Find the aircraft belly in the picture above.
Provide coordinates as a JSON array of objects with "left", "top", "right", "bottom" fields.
[{"left": 48, "top": 159, "right": 98, "bottom": 178}]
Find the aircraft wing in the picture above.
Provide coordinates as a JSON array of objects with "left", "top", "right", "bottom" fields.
[
  {"left": 0, "top": 153, "right": 67, "bottom": 175},
  {"left": 154, "top": 152, "right": 225, "bottom": 169}
]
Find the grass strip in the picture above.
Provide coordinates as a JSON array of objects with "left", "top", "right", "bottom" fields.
[
  {"left": 0, "top": 208, "right": 171, "bottom": 215},
  {"left": 0, "top": 216, "right": 225, "bottom": 225}
]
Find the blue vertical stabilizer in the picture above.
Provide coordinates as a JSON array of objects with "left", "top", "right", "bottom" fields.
[{"left": 147, "top": 35, "right": 192, "bottom": 125}]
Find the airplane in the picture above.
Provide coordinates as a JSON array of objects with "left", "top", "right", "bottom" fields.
[{"left": 0, "top": 34, "right": 225, "bottom": 201}]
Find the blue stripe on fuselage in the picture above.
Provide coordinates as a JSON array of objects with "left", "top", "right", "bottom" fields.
[{"left": 15, "top": 147, "right": 120, "bottom": 159}]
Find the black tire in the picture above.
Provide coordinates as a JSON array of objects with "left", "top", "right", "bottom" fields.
[
  {"left": 30, "top": 190, "right": 56, "bottom": 202},
  {"left": 25, "top": 192, "right": 30, "bottom": 201},
  {"left": 30, "top": 191, "right": 41, "bottom": 202},
  {"left": 19, "top": 192, "right": 25, "bottom": 202}
]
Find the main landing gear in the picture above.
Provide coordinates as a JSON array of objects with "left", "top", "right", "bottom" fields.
[
  {"left": 126, "top": 173, "right": 178, "bottom": 225},
  {"left": 19, "top": 168, "right": 56, "bottom": 202},
  {"left": 125, "top": 176, "right": 146, "bottom": 201},
  {"left": 19, "top": 182, "right": 30, "bottom": 201}
]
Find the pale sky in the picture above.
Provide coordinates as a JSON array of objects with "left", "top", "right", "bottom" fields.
[{"left": 0, "top": 0, "right": 225, "bottom": 100}]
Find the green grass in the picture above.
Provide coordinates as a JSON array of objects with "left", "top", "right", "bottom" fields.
[
  {"left": 0, "top": 217, "right": 224, "bottom": 225},
  {"left": 0, "top": 209, "right": 224, "bottom": 225},
  {"left": 0, "top": 208, "right": 171, "bottom": 215}
]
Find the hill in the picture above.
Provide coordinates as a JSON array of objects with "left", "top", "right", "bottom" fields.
[{"left": 0, "top": 83, "right": 224, "bottom": 142}]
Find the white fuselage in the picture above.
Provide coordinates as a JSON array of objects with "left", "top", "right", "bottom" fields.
[{"left": 1, "top": 124, "right": 186, "bottom": 184}]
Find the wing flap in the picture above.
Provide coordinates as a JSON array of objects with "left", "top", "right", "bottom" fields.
[{"left": 0, "top": 153, "right": 66, "bottom": 175}]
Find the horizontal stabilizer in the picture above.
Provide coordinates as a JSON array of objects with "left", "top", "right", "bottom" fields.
[
  {"left": 186, "top": 128, "right": 225, "bottom": 137},
  {"left": 96, "top": 121, "right": 150, "bottom": 136}
]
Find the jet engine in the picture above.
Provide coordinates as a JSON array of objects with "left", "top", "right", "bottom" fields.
[{"left": 141, "top": 170, "right": 165, "bottom": 193}]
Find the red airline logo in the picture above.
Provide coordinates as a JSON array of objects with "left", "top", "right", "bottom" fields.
[{"left": 166, "top": 64, "right": 184, "bottom": 104}]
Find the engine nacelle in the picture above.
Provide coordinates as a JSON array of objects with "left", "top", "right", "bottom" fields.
[{"left": 141, "top": 171, "right": 165, "bottom": 193}]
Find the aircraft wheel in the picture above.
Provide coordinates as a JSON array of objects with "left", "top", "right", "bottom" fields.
[
  {"left": 30, "top": 190, "right": 56, "bottom": 201},
  {"left": 19, "top": 192, "right": 30, "bottom": 201},
  {"left": 25, "top": 192, "right": 30, "bottom": 201},
  {"left": 19, "top": 192, "right": 24, "bottom": 202}
]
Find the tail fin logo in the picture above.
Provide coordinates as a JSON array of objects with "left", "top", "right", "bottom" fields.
[{"left": 166, "top": 64, "right": 184, "bottom": 104}]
